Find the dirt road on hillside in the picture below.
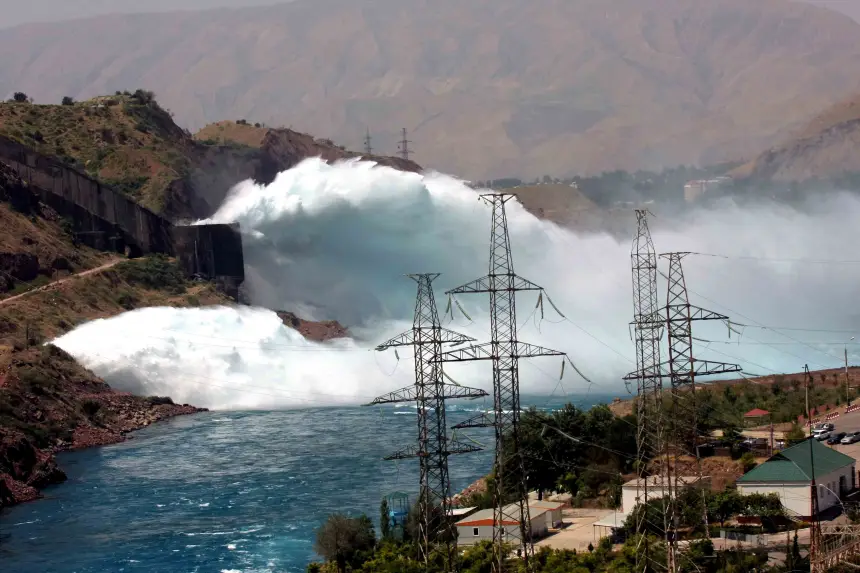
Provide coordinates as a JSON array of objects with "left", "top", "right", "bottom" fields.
[{"left": 0, "top": 259, "right": 123, "bottom": 306}]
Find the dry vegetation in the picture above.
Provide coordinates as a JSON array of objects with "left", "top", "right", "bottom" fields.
[{"left": 0, "top": 92, "right": 193, "bottom": 213}]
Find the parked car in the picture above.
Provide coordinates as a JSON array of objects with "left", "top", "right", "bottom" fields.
[
  {"left": 840, "top": 431, "right": 860, "bottom": 444},
  {"left": 823, "top": 423, "right": 835, "bottom": 431},
  {"left": 827, "top": 432, "right": 847, "bottom": 445},
  {"left": 814, "top": 429, "right": 832, "bottom": 441}
]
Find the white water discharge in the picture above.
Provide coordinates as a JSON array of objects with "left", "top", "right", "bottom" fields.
[{"left": 54, "top": 158, "right": 860, "bottom": 410}]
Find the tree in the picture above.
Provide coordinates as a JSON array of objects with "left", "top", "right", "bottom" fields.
[
  {"left": 314, "top": 514, "right": 376, "bottom": 573},
  {"left": 11, "top": 92, "right": 28, "bottom": 103},
  {"left": 61, "top": 96, "right": 75, "bottom": 105},
  {"left": 706, "top": 490, "right": 743, "bottom": 528},
  {"left": 379, "top": 498, "right": 391, "bottom": 541},
  {"left": 785, "top": 424, "right": 806, "bottom": 445}
]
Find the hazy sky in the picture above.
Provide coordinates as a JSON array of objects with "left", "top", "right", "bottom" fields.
[
  {"left": 0, "top": 0, "right": 292, "bottom": 28},
  {"left": 0, "top": 0, "right": 857, "bottom": 28}
]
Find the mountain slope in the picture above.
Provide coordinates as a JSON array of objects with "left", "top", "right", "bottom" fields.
[
  {"left": 735, "top": 92, "right": 860, "bottom": 181},
  {"left": 1, "top": 0, "right": 860, "bottom": 179},
  {"left": 0, "top": 96, "right": 419, "bottom": 220}
]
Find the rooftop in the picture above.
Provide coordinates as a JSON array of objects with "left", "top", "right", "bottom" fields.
[
  {"left": 455, "top": 502, "right": 550, "bottom": 527},
  {"left": 622, "top": 475, "right": 704, "bottom": 488},
  {"left": 744, "top": 408, "right": 770, "bottom": 417},
  {"left": 739, "top": 437, "right": 856, "bottom": 484}
]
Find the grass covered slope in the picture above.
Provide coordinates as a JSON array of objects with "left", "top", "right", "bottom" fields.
[{"left": 0, "top": 91, "right": 193, "bottom": 213}]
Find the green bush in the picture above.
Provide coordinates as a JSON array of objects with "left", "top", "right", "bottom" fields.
[
  {"left": 740, "top": 452, "right": 758, "bottom": 473},
  {"left": 116, "top": 255, "right": 186, "bottom": 294}
]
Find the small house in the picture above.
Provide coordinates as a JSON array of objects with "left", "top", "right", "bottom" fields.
[
  {"left": 737, "top": 437, "right": 856, "bottom": 518},
  {"left": 454, "top": 502, "right": 550, "bottom": 547},
  {"left": 621, "top": 475, "right": 709, "bottom": 514}
]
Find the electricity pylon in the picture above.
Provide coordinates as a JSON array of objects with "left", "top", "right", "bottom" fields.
[
  {"left": 623, "top": 210, "right": 670, "bottom": 573},
  {"left": 363, "top": 127, "right": 373, "bottom": 155},
  {"left": 440, "top": 193, "right": 565, "bottom": 572},
  {"left": 661, "top": 252, "right": 740, "bottom": 568},
  {"left": 369, "top": 273, "right": 488, "bottom": 571}
]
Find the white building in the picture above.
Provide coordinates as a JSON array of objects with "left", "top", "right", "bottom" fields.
[
  {"left": 683, "top": 177, "right": 731, "bottom": 202},
  {"left": 738, "top": 437, "right": 856, "bottom": 518},
  {"left": 528, "top": 500, "right": 566, "bottom": 529},
  {"left": 454, "top": 502, "right": 550, "bottom": 547},
  {"left": 621, "top": 475, "right": 709, "bottom": 514}
]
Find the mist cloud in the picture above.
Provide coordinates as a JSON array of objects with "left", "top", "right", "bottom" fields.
[{"left": 52, "top": 158, "right": 860, "bottom": 409}]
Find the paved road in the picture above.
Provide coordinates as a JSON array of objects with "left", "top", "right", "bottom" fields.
[{"left": 0, "top": 259, "right": 122, "bottom": 306}]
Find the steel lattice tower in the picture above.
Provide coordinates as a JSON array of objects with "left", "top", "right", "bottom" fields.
[
  {"left": 623, "top": 210, "right": 670, "bottom": 573},
  {"left": 369, "top": 273, "right": 488, "bottom": 571},
  {"left": 661, "top": 252, "right": 740, "bottom": 567},
  {"left": 440, "top": 194, "right": 565, "bottom": 572}
]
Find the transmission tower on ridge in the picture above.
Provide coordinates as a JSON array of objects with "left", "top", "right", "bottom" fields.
[
  {"left": 364, "top": 128, "right": 373, "bottom": 155},
  {"left": 369, "top": 273, "right": 488, "bottom": 571},
  {"left": 661, "top": 252, "right": 740, "bottom": 568},
  {"left": 398, "top": 127, "right": 412, "bottom": 161},
  {"left": 440, "top": 193, "right": 566, "bottom": 572},
  {"left": 623, "top": 210, "right": 671, "bottom": 573}
]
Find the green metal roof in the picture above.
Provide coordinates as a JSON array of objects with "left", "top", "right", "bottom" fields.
[{"left": 738, "top": 438, "right": 856, "bottom": 483}]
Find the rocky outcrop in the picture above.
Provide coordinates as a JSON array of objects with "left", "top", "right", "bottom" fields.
[
  {"left": 0, "top": 346, "right": 207, "bottom": 510},
  {"left": 276, "top": 310, "right": 349, "bottom": 342},
  {"left": 450, "top": 477, "right": 488, "bottom": 507}
]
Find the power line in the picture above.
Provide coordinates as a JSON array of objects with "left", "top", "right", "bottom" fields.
[{"left": 688, "top": 252, "right": 860, "bottom": 265}]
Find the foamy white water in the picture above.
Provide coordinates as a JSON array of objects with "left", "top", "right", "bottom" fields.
[{"left": 53, "top": 158, "right": 860, "bottom": 409}]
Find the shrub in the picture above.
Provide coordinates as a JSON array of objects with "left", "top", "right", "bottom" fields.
[
  {"left": 115, "top": 290, "right": 138, "bottom": 310},
  {"left": 132, "top": 89, "right": 156, "bottom": 105},
  {"left": 116, "top": 255, "right": 186, "bottom": 294},
  {"left": 740, "top": 452, "right": 758, "bottom": 473},
  {"left": 11, "top": 92, "right": 28, "bottom": 103},
  {"left": 147, "top": 396, "right": 174, "bottom": 406},
  {"left": 61, "top": 96, "right": 75, "bottom": 105}
]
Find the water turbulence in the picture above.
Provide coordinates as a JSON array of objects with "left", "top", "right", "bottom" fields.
[{"left": 53, "top": 158, "right": 860, "bottom": 409}]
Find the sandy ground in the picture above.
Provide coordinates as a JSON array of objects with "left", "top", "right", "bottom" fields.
[{"left": 535, "top": 508, "right": 615, "bottom": 551}]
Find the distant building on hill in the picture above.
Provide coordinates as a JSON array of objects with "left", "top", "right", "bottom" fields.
[{"left": 684, "top": 176, "right": 732, "bottom": 202}]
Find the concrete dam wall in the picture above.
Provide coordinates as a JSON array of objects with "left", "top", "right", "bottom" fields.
[{"left": 0, "top": 135, "right": 244, "bottom": 298}]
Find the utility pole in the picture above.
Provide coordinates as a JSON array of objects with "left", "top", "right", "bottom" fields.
[
  {"left": 364, "top": 128, "right": 373, "bottom": 155},
  {"left": 806, "top": 364, "right": 824, "bottom": 573},
  {"left": 440, "top": 193, "right": 566, "bottom": 572},
  {"left": 846, "top": 338, "right": 853, "bottom": 406},
  {"left": 369, "top": 273, "right": 488, "bottom": 571},
  {"left": 398, "top": 127, "right": 412, "bottom": 161},
  {"left": 661, "top": 252, "right": 740, "bottom": 552},
  {"left": 623, "top": 210, "right": 669, "bottom": 573}
]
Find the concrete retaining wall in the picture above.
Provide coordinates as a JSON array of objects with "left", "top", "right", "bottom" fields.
[
  {"left": 0, "top": 136, "right": 174, "bottom": 255},
  {"left": 0, "top": 135, "right": 245, "bottom": 299},
  {"left": 171, "top": 223, "right": 245, "bottom": 299}
]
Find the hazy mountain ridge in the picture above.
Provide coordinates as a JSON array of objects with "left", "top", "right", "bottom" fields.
[
  {"left": 736, "top": 91, "right": 860, "bottom": 182},
  {"left": 2, "top": 0, "right": 860, "bottom": 179}
]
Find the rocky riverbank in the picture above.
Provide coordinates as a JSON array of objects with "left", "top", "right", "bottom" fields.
[{"left": 0, "top": 344, "right": 207, "bottom": 510}]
